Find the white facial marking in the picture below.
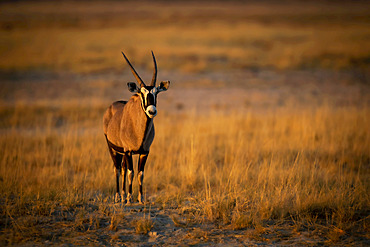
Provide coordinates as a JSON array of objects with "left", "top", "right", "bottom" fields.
[
  {"left": 150, "top": 88, "right": 157, "bottom": 104},
  {"left": 140, "top": 87, "right": 158, "bottom": 117},
  {"left": 141, "top": 87, "right": 149, "bottom": 94},
  {"left": 141, "top": 87, "right": 149, "bottom": 106}
]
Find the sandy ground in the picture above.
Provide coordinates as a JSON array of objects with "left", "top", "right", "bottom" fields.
[{"left": 13, "top": 200, "right": 345, "bottom": 247}]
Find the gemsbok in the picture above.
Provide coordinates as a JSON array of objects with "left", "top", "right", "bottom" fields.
[{"left": 103, "top": 51, "right": 170, "bottom": 203}]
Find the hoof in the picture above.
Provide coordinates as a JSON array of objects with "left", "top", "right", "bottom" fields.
[
  {"left": 121, "top": 193, "right": 127, "bottom": 204},
  {"left": 114, "top": 193, "right": 121, "bottom": 203},
  {"left": 138, "top": 195, "right": 144, "bottom": 204},
  {"left": 126, "top": 193, "right": 133, "bottom": 204}
]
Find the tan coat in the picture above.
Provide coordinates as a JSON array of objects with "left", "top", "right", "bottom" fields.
[{"left": 103, "top": 95, "right": 154, "bottom": 153}]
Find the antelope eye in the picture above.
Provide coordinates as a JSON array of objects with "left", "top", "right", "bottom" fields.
[{"left": 151, "top": 87, "right": 157, "bottom": 94}]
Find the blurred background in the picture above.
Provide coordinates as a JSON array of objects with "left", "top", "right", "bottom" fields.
[
  {"left": 0, "top": 2, "right": 369, "bottom": 245},
  {"left": 0, "top": 0, "right": 369, "bottom": 113}
]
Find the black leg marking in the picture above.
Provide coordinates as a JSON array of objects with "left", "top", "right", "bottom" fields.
[
  {"left": 137, "top": 154, "right": 148, "bottom": 204},
  {"left": 105, "top": 136, "right": 123, "bottom": 203},
  {"left": 121, "top": 154, "right": 127, "bottom": 202},
  {"left": 125, "top": 153, "right": 134, "bottom": 203},
  {"left": 138, "top": 154, "right": 148, "bottom": 173},
  {"left": 114, "top": 153, "right": 123, "bottom": 202}
]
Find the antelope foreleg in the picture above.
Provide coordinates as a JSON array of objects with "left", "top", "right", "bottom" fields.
[
  {"left": 137, "top": 154, "right": 148, "bottom": 204},
  {"left": 125, "top": 154, "right": 134, "bottom": 204},
  {"left": 127, "top": 169, "right": 134, "bottom": 203}
]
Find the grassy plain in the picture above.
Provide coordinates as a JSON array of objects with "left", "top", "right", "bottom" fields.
[
  {"left": 0, "top": 1, "right": 369, "bottom": 246},
  {"left": 0, "top": 1, "right": 369, "bottom": 73}
]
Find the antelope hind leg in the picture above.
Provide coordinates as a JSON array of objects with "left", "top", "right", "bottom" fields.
[
  {"left": 121, "top": 159, "right": 127, "bottom": 204},
  {"left": 110, "top": 148, "right": 123, "bottom": 203},
  {"left": 114, "top": 166, "right": 122, "bottom": 203}
]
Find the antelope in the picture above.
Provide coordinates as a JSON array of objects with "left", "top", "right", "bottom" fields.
[{"left": 103, "top": 51, "right": 170, "bottom": 203}]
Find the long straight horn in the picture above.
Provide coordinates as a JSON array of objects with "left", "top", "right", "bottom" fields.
[
  {"left": 150, "top": 51, "right": 157, "bottom": 87},
  {"left": 121, "top": 52, "right": 146, "bottom": 88}
]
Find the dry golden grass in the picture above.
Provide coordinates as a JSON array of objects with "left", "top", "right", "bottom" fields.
[
  {"left": 0, "top": 1, "right": 369, "bottom": 245},
  {"left": 0, "top": 101, "right": 369, "bottom": 244},
  {"left": 135, "top": 216, "right": 154, "bottom": 235}
]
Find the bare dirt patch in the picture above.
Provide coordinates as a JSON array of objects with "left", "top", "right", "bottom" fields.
[{"left": 4, "top": 199, "right": 366, "bottom": 246}]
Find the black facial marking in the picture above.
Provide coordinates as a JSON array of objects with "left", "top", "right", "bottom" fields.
[
  {"left": 140, "top": 86, "right": 158, "bottom": 109},
  {"left": 147, "top": 93, "right": 156, "bottom": 106}
]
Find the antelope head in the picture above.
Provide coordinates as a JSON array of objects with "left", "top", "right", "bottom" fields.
[{"left": 122, "top": 51, "right": 170, "bottom": 118}]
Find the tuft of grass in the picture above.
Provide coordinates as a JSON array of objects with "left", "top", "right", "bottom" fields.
[
  {"left": 108, "top": 210, "right": 125, "bottom": 232},
  {"left": 246, "top": 225, "right": 269, "bottom": 242},
  {"left": 185, "top": 228, "right": 209, "bottom": 242},
  {"left": 135, "top": 216, "right": 154, "bottom": 235},
  {"left": 326, "top": 226, "right": 346, "bottom": 243},
  {"left": 231, "top": 212, "right": 254, "bottom": 230},
  {"left": 170, "top": 214, "right": 188, "bottom": 228}
]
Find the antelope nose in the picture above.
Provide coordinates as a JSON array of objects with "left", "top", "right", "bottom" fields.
[{"left": 146, "top": 105, "right": 157, "bottom": 118}]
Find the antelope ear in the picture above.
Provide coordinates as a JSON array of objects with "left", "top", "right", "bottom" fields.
[
  {"left": 127, "top": 82, "right": 139, "bottom": 93},
  {"left": 158, "top": 80, "right": 170, "bottom": 92}
]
